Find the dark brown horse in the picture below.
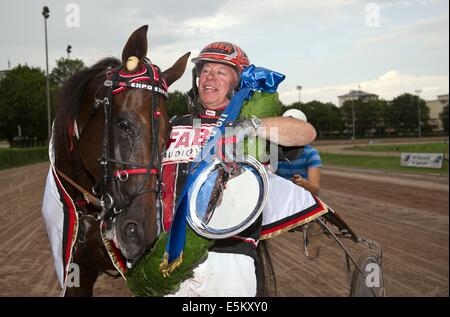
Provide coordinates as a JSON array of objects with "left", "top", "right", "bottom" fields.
[{"left": 52, "top": 25, "right": 189, "bottom": 296}]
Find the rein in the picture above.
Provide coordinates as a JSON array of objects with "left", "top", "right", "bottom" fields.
[{"left": 55, "top": 168, "right": 105, "bottom": 208}]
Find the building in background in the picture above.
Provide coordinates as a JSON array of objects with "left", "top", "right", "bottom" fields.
[
  {"left": 336, "top": 90, "right": 449, "bottom": 136},
  {"left": 338, "top": 90, "right": 379, "bottom": 107},
  {"left": 426, "top": 94, "right": 449, "bottom": 132}
]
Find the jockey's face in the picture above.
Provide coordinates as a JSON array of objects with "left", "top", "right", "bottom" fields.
[{"left": 198, "top": 62, "right": 238, "bottom": 110}]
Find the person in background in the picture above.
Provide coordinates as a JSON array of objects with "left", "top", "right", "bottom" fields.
[{"left": 276, "top": 109, "right": 322, "bottom": 195}]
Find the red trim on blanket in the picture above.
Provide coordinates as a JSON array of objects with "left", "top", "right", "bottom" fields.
[
  {"left": 52, "top": 169, "right": 76, "bottom": 280},
  {"left": 260, "top": 196, "right": 326, "bottom": 237}
]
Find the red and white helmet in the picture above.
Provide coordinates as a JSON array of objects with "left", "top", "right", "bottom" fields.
[
  {"left": 188, "top": 42, "right": 250, "bottom": 116},
  {"left": 191, "top": 41, "right": 250, "bottom": 72}
]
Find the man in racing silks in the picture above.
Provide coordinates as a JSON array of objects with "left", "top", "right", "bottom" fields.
[
  {"left": 160, "top": 42, "right": 331, "bottom": 297},
  {"left": 162, "top": 42, "right": 325, "bottom": 296}
]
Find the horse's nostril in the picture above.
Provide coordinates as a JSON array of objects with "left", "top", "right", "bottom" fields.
[{"left": 125, "top": 222, "right": 138, "bottom": 239}]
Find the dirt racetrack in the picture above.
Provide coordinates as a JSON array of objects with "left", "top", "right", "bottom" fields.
[{"left": 0, "top": 162, "right": 448, "bottom": 297}]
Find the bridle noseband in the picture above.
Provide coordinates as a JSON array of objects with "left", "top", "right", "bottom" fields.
[{"left": 95, "top": 61, "right": 168, "bottom": 221}]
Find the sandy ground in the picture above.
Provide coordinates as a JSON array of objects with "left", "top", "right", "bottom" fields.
[{"left": 0, "top": 161, "right": 448, "bottom": 297}]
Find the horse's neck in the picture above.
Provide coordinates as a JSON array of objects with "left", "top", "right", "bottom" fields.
[{"left": 55, "top": 142, "right": 95, "bottom": 202}]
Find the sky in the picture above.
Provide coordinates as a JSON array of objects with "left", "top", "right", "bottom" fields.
[{"left": 0, "top": 0, "right": 448, "bottom": 105}]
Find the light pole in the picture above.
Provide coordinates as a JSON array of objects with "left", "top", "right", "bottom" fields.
[
  {"left": 415, "top": 89, "right": 422, "bottom": 138},
  {"left": 66, "top": 45, "right": 72, "bottom": 59},
  {"left": 42, "top": 6, "right": 51, "bottom": 142},
  {"left": 352, "top": 98, "right": 356, "bottom": 140},
  {"left": 296, "top": 85, "right": 302, "bottom": 109}
]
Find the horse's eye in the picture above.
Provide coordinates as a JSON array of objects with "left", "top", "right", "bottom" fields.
[
  {"left": 118, "top": 118, "right": 131, "bottom": 133},
  {"left": 125, "top": 223, "right": 138, "bottom": 239}
]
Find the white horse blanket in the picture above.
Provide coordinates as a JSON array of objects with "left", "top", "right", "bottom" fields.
[{"left": 42, "top": 154, "right": 328, "bottom": 295}]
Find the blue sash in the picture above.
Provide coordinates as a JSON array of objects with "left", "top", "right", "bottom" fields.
[{"left": 163, "top": 65, "right": 285, "bottom": 271}]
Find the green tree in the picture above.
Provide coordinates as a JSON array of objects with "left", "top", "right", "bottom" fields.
[
  {"left": 288, "top": 101, "right": 344, "bottom": 137},
  {"left": 389, "top": 93, "right": 430, "bottom": 136},
  {"left": 341, "top": 99, "right": 380, "bottom": 137},
  {"left": 167, "top": 90, "right": 189, "bottom": 118},
  {"left": 50, "top": 57, "right": 85, "bottom": 87},
  {"left": 340, "top": 101, "right": 354, "bottom": 137},
  {"left": 358, "top": 99, "right": 387, "bottom": 136},
  {"left": 48, "top": 58, "right": 85, "bottom": 123},
  {"left": 0, "top": 65, "right": 48, "bottom": 144},
  {"left": 440, "top": 104, "right": 449, "bottom": 133},
  {"left": 342, "top": 100, "right": 364, "bottom": 137}
]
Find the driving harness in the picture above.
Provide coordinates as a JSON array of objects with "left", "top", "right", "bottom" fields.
[{"left": 59, "top": 61, "right": 168, "bottom": 224}]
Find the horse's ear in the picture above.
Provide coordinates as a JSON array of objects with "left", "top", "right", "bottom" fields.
[
  {"left": 121, "top": 25, "right": 148, "bottom": 72},
  {"left": 162, "top": 52, "right": 191, "bottom": 87}
]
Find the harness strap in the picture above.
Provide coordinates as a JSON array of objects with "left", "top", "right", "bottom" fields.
[
  {"left": 55, "top": 168, "right": 104, "bottom": 208},
  {"left": 113, "top": 168, "right": 158, "bottom": 182},
  {"left": 114, "top": 168, "right": 158, "bottom": 176},
  {"left": 100, "top": 62, "right": 164, "bottom": 221},
  {"left": 110, "top": 79, "right": 168, "bottom": 97}
]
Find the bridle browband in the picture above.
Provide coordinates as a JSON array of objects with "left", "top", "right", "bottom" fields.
[{"left": 61, "top": 61, "right": 168, "bottom": 222}]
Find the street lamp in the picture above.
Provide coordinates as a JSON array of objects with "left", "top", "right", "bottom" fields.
[
  {"left": 352, "top": 98, "right": 356, "bottom": 140},
  {"left": 296, "top": 85, "right": 302, "bottom": 110},
  {"left": 66, "top": 45, "right": 72, "bottom": 59},
  {"left": 415, "top": 89, "right": 422, "bottom": 138},
  {"left": 42, "top": 6, "right": 51, "bottom": 142}
]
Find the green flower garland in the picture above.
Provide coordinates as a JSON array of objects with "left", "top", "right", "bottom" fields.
[
  {"left": 125, "top": 226, "right": 213, "bottom": 297},
  {"left": 240, "top": 91, "right": 283, "bottom": 162}
]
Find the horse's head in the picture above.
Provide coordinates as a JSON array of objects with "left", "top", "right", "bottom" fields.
[{"left": 78, "top": 26, "right": 189, "bottom": 264}]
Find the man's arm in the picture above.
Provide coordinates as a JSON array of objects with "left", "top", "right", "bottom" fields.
[{"left": 258, "top": 117, "right": 317, "bottom": 146}]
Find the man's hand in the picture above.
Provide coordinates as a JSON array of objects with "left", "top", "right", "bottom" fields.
[
  {"left": 218, "top": 118, "right": 262, "bottom": 162},
  {"left": 291, "top": 172, "right": 321, "bottom": 196},
  {"left": 229, "top": 118, "right": 262, "bottom": 142},
  {"left": 291, "top": 174, "right": 304, "bottom": 187}
]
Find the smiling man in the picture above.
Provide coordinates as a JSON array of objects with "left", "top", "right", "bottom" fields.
[
  {"left": 198, "top": 62, "right": 238, "bottom": 110},
  {"left": 162, "top": 41, "right": 317, "bottom": 296}
]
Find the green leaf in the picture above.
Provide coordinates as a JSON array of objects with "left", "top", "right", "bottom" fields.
[{"left": 125, "top": 226, "right": 213, "bottom": 297}]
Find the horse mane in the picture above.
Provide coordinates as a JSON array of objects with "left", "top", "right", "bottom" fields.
[{"left": 53, "top": 57, "right": 121, "bottom": 153}]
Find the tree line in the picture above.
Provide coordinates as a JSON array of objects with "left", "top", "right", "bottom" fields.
[
  {"left": 166, "top": 91, "right": 448, "bottom": 139},
  {"left": 0, "top": 58, "right": 84, "bottom": 146},
  {"left": 293, "top": 95, "right": 441, "bottom": 139},
  {"left": 0, "top": 59, "right": 448, "bottom": 146}
]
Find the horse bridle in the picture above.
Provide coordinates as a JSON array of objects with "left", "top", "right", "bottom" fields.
[{"left": 96, "top": 61, "right": 168, "bottom": 221}]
